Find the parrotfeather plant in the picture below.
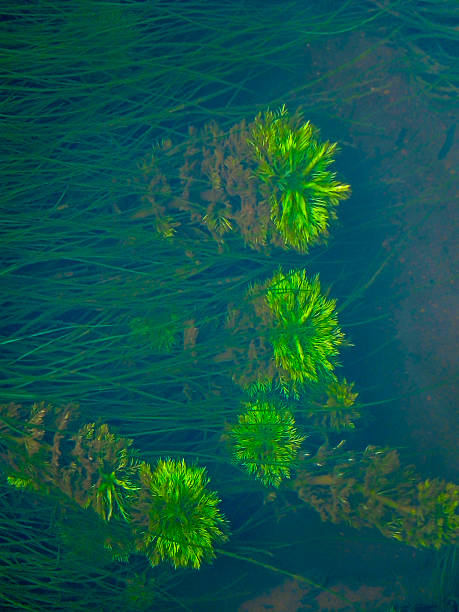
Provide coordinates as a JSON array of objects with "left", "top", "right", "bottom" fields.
[
  {"left": 305, "top": 378, "right": 361, "bottom": 432},
  {"left": 260, "top": 268, "right": 346, "bottom": 384},
  {"left": 248, "top": 105, "right": 350, "bottom": 251},
  {"left": 4, "top": 0, "right": 457, "bottom": 608},
  {"left": 229, "top": 399, "right": 305, "bottom": 487},
  {"left": 0, "top": 401, "right": 228, "bottom": 569},
  {"left": 292, "top": 445, "right": 459, "bottom": 550},
  {"left": 133, "top": 105, "right": 350, "bottom": 254},
  {"left": 224, "top": 268, "right": 347, "bottom": 389},
  {"left": 79, "top": 423, "right": 141, "bottom": 522},
  {"left": 133, "top": 459, "right": 228, "bottom": 569}
]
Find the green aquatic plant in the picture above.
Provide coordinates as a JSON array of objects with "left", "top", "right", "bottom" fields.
[
  {"left": 292, "top": 446, "right": 459, "bottom": 550},
  {"left": 223, "top": 268, "right": 347, "bottom": 388},
  {"left": 0, "top": 401, "right": 228, "bottom": 568},
  {"left": 0, "top": 402, "right": 139, "bottom": 561},
  {"left": 133, "top": 459, "right": 228, "bottom": 569},
  {"left": 261, "top": 269, "right": 346, "bottom": 384},
  {"left": 0, "top": 479, "right": 152, "bottom": 612},
  {"left": 1, "top": 402, "right": 140, "bottom": 524},
  {"left": 78, "top": 423, "right": 140, "bottom": 522},
  {"left": 5, "top": 1, "right": 443, "bottom": 608},
  {"left": 305, "top": 378, "right": 361, "bottom": 432},
  {"left": 248, "top": 105, "right": 350, "bottom": 251},
  {"left": 90, "top": 462, "right": 137, "bottom": 522},
  {"left": 229, "top": 399, "right": 305, "bottom": 487},
  {"left": 129, "top": 312, "right": 181, "bottom": 354},
  {"left": 1, "top": 400, "right": 77, "bottom": 494},
  {"left": 379, "top": 0, "right": 459, "bottom": 110},
  {"left": 394, "top": 478, "right": 459, "bottom": 550},
  {"left": 134, "top": 105, "right": 352, "bottom": 254}
]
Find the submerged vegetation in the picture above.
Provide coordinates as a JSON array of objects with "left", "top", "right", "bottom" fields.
[
  {"left": 0, "top": 401, "right": 228, "bottom": 569},
  {"left": 249, "top": 106, "right": 351, "bottom": 251},
  {"left": 1, "top": 1, "right": 457, "bottom": 609},
  {"left": 228, "top": 396, "right": 305, "bottom": 488},
  {"left": 293, "top": 445, "right": 459, "bottom": 550}
]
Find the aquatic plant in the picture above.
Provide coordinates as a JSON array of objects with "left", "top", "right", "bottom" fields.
[
  {"left": 0, "top": 400, "right": 78, "bottom": 494},
  {"left": 134, "top": 115, "right": 276, "bottom": 250},
  {"left": 6, "top": 0, "right": 454, "bottom": 608},
  {"left": 372, "top": 0, "right": 459, "bottom": 110},
  {"left": 134, "top": 105, "right": 350, "bottom": 254},
  {"left": 254, "top": 269, "right": 346, "bottom": 384},
  {"left": 129, "top": 312, "right": 181, "bottom": 354},
  {"left": 248, "top": 105, "right": 351, "bottom": 251},
  {"left": 0, "top": 478, "right": 157, "bottom": 612},
  {"left": 305, "top": 378, "right": 362, "bottom": 432},
  {"left": 265, "top": 269, "right": 346, "bottom": 383},
  {"left": 222, "top": 268, "right": 347, "bottom": 390},
  {"left": 1, "top": 402, "right": 140, "bottom": 524},
  {"left": 78, "top": 423, "right": 140, "bottom": 522},
  {"left": 292, "top": 445, "right": 459, "bottom": 549},
  {"left": 0, "top": 401, "right": 228, "bottom": 569},
  {"left": 229, "top": 399, "right": 305, "bottom": 487},
  {"left": 397, "top": 478, "right": 459, "bottom": 549},
  {"left": 133, "top": 459, "right": 228, "bottom": 569}
]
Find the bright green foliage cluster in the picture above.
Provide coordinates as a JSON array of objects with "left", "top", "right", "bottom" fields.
[
  {"left": 134, "top": 105, "right": 349, "bottom": 253},
  {"left": 134, "top": 459, "right": 228, "bottom": 569},
  {"left": 264, "top": 269, "right": 345, "bottom": 383},
  {"left": 0, "top": 402, "right": 227, "bottom": 570},
  {"left": 248, "top": 105, "right": 350, "bottom": 251},
  {"left": 2, "top": 405, "right": 140, "bottom": 525},
  {"left": 230, "top": 400, "right": 305, "bottom": 487}
]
